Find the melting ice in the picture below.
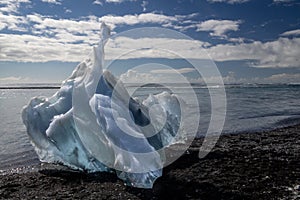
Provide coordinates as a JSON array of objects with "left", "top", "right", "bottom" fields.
[{"left": 22, "top": 23, "right": 184, "bottom": 188}]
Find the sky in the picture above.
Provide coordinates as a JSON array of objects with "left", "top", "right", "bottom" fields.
[{"left": 0, "top": 0, "right": 300, "bottom": 85}]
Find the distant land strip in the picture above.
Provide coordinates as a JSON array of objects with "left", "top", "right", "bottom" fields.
[{"left": 0, "top": 86, "right": 60, "bottom": 89}]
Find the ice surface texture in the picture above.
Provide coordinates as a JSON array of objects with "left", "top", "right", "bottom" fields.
[{"left": 22, "top": 23, "right": 182, "bottom": 188}]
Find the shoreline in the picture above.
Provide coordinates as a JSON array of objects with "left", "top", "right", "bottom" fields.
[{"left": 1, "top": 123, "right": 300, "bottom": 199}]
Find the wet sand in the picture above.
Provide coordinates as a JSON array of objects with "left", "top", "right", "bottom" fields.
[{"left": 1, "top": 124, "right": 300, "bottom": 199}]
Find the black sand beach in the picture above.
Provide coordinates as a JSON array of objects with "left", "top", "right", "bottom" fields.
[{"left": 1, "top": 124, "right": 300, "bottom": 199}]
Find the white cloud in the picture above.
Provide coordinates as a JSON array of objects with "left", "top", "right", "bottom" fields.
[
  {"left": 0, "top": 33, "right": 92, "bottom": 62},
  {"left": 0, "top": 76, "right": 22, "bottom": 81},
  {"left": 0, "top": 76, "right": 29, "bottom": 82},
  {"left": 106, "top": 0, "right": 123, "bottom": 2},
  {"left": 263, "top": 73, "right": 300, "bottom": 83},
  {"left": 105, "top": 0, "right": 136, "bottom": 3},
  {"left": 0, "top": 0, "right": 31, "bottom": 13},
  {"left": 93, "top": 0, "right": 137, "bottom": 4},
  {"left": 120, "top": 69, "right": 243, "bottom": 85},
  {"left": 120, "top": 70, "right": 154, "bottom": 83},
  {"left": 64, "top": 9, "right": 72, "bottom": 13},
  {"left": 32, "top": 17, "right": 101, "bottom": 35},
  {"left": 141, "top": 1, "right": 148, "bottom": 12},
  {"left": 0, "top": 11, "right": 204, "bottom": 62},
  {"left": 193, "top": 72, "right": 300, "bottom": 84},
  {"left": 281, "top": 29, "right": 300, "bottom": 36},
  {"left": 207, "top": 37, "right": 300, "bottom": 68},
  {"left": 273, "top": 0, "right": 294, "bottom": 2},
  {"left": 119, "top": 69, "right": 191, "bottom": 84},
  {"left": 272, "top": 0, "right": 300, "bottom": 6},
  {"left": 196, "top": 19, "right": 242, "bottom": 38},
  {"left": 150, "top": 68, "right": 196, "bottom": 74},
  {"left": 0, "top": 12, "right": 27, "bottom": 31},
  {"left": 207, "top": 0, "right": 250, "bottom": 4},
  {"left": 28, "top": 12, "right": 183, "bottom": 39},
  {"left": 99, "top": 13, "right": 178, "bottom": 30},
  {"left": 41, "top": 0, "right": 61, "bottom": 4},
  {"left": 21, "top": 12, "right": 180, "bottom": 34},
  {"left": 0, "top": 10, "right": 299, "bottom": 68},
  {"left": 0, "top": 22, "right": 5, "bottom": 30},
  {"left": 190, "top": 71, "right": 245, "bottom": 84},
  {"left": 93, "top": 0, "right": 103, "bottom": 5},
  {"left": 1, "top": 27, "right": 299, "bottom": 69},
  {"left": 26, "top": 13, "right": 43, "bottom": 23},
  {"left": 110, "top": 36, "right": 300, "bottom": 68},
  {"left": 105, "top": 36, "right": 209, "bottom": 60},
  {"left": 109, "top": 36, "right": 299, "bottom": 68}
]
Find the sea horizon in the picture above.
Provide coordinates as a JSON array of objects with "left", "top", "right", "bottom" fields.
[{"left": 1, "top": 81, "right": 300, "bottom": 89}]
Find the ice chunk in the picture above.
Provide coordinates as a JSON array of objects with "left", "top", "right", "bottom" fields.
[{"left": 22, "top": 23, "right": 183, "bottom": 188}]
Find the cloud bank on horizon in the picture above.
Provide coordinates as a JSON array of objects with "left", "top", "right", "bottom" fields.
[{"left": 0, "top": 0, "right": 300, "bottom": 83}]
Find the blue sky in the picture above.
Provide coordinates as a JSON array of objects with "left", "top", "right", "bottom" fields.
[{"left": 0, "top": 0, "right": 300, "bottom": 84}]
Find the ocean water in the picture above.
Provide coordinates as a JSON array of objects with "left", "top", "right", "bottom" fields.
[
  {"left": 0, "top": 84, "right": 300, "bottom": 171},
  {"left": 0, "top": 88, "right": 58, "bottom": 171}
]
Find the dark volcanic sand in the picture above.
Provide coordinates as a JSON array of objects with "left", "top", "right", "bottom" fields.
[{"left": 1, "top": 124, "right": 300, "bottom": 199}]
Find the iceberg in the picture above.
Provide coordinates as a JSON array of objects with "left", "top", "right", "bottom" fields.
[{"left": 22, "top": 23, "right": 184, "bottom": 188}]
